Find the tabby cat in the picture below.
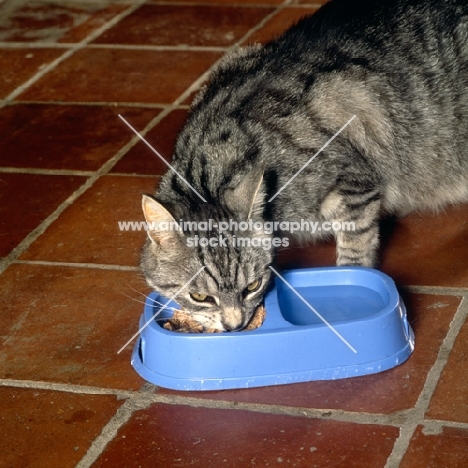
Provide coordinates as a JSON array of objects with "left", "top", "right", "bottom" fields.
[{"left": 141, "top": 0, "right": 468, "bottom": 331}]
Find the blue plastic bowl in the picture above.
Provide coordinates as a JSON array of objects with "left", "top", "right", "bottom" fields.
[{"left": 131, "top": 267, "right": 414, "bottom": 391}]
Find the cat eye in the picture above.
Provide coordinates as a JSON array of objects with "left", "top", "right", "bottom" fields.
[
  {"left": 189, "top": 292, "right": 214, "bottom": 303},
  {"left": 245, "top": 279, "right": 261, "bottom": 294},
  {"left": 247, "top": 279, "right": 261, "bottom": 291}
]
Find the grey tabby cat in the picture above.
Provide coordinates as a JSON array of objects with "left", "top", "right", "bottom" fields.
[{"left": 141, "top": 0, "right": 468, "bottom": 331}]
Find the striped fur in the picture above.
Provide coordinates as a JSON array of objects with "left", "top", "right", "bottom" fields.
[{"left": 141, "top": 0, "right": 468, "bottom": 331}]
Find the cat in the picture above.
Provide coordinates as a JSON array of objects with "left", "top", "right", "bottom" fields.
[{"left": 141, "top": 0, "right": 468, "bottom": 332}]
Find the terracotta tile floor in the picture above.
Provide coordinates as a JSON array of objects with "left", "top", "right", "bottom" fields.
[{"left": 0, "top": 1, "right": 467, "bottom": 467}]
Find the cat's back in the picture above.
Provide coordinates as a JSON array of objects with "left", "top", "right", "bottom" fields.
[
  {"left": 274, "top": 0, "right": 468, "bottom": 212},
  {"left": 274, "top": 0, "right": 468, "bottom": 70},
  {"left": 167, "top": 0, "right": 468, "bottom": 214}
]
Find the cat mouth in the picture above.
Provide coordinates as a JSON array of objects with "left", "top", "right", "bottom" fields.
[{"left": 163, "top": 305, "right": 266, "bottom": 333}]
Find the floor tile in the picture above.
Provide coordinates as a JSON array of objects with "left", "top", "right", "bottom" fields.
[
  {"left": 0, "top": 104, "right": 160, "bottom": 171},
  {"left": 92, "top": 404, "right": 398, "bottom": 467},
  {"left": 95, "top": 5, "right": 273, "bottom": 47},
  {"left": 20, "top": 175, "right": 156, "bottom": 266},
  {"left": 276, "top": 241, "right": 336, "bottom": 269},
  {"left": 380, "top": 204, "right": 468, "bottom": 287},
  {"left": 57, "top": 4, "right": 128, "bottom": 44},
  {"left": 0, "top": 0, "right": 126, "bottom": 43},
  {"left": 245, "top": 7, "right": 318, "bottom": 44},
  {"left": 399, "top": 425, "right": 468, "bottom": 468},
  {"left": 0, "top": 172, "right": 86, "bottom": 257},
  {"left": 112, "top": 109, "right": 188, "bottom": 175},
  {"left": 0, "top": 263, "right": 148, "bottom": 390},
  {"left": 0, "top": 48, "right": 63, "bottom": 98},
  {"left": 0, "top": 386, "right": 122, "bottom": 468},
  {"left": 425, "top": 316, "right": 468, "bottom": 423},
  {"left": 0, "top": 0, "right": 466, "bottom": 465},
  {"left": 17, "top": 48, "right": 222, "bottom": 104},
  {"left": 157, "top": 294, "right": 460, "bottom": 415}
]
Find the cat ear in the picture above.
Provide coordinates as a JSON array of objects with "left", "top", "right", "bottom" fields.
[
  {"left": 224, "top": 165, "right": 265, "bottom": 220},
  {"left": 142, "top": 195, "right": 182, "bottom": 248}
]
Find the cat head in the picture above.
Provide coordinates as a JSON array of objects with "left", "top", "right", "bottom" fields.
[{"left": 140, "top": 166, "right": 274, "bottom": 332}]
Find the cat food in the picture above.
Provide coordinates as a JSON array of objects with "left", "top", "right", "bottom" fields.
[
  {"left": 243, "top": 304, "right": 266, "bottom": 331},
  {"left": 163, "top": 310, "right": 206, "bottom": 333},
  {"left": 163, "top": 304, "right": 266, "bottom": 333}
]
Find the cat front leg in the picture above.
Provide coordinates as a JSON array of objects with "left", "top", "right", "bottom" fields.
[
  {"left": 321, "top": 188, "right": 381, "bottom": 267},
  {"left": 336, "top": 219, "right": 380, "bottom": 267}
]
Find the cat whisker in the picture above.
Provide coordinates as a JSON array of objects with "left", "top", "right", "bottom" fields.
[
  {"left": 123, "top": 283, "right": 181, "bottom": 311},
  {"left": 120, "top": 291, "right": 180, "bottom": 314},
  {"left": 146, "top": 297, "right": 179, "bottom": 310},
  {"left": 125, "top": 282, "right": 152, "bottom": 300},
  {"left": 119, "top": 292, "right": 148, "bottom": 307}
]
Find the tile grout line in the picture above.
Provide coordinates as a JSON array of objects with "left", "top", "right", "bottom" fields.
[
  {"left": 419, "top": 418, "right": 468, "bottom": 431},
  {"left": 413, "top": 296, "right": 468, "bottom": 409},
  {"left": 14, "top": 259, "right": 139, "bottom": 271},
  {"left": 142, "top": 393, "right": 411, "bottom": 427},
  {"left": 0, "top": 42, "right": 223, "bottom": 52},
  {"left": 3, "top": 100, "right": 179, "bottom": 109},
  {"left": 75, "top": 397, "right": 155, "bottom": 468},
  {"left": 238, "top": 0, "right": 295, "bottom": 45},
  {"left": 0, "top": 42, "right": 73, "bottom": 49},
  {"left": 0, "top": 378, "right": 137, "bottom": 398},
  {"left": 153, "top": 395, "right": 468, "bottom": 431},
  {"left": 403, "top": 284, "right": 468, "bottom": 296},
  {"left": 88, "top": 43, "right": 227, "bottom": 52},
  {"left": 0, "top": 167, "right": 96, "bottom": 176},
  {"left": 384, "top": 424, "right": 419, "bottom": 468},
  {"left": 101, "top": 172, "right": 163, "bottom": 178},
  {"left": 383, "top": 296, "right": 468, "bottom": 468}
]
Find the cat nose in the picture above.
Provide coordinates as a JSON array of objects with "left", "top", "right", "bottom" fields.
[
  {"left": 222, "top": 307, "right": 244, "bottom": 332},
  {"left": 224, "top": 322, "right": 244, "bottom": 332}
]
